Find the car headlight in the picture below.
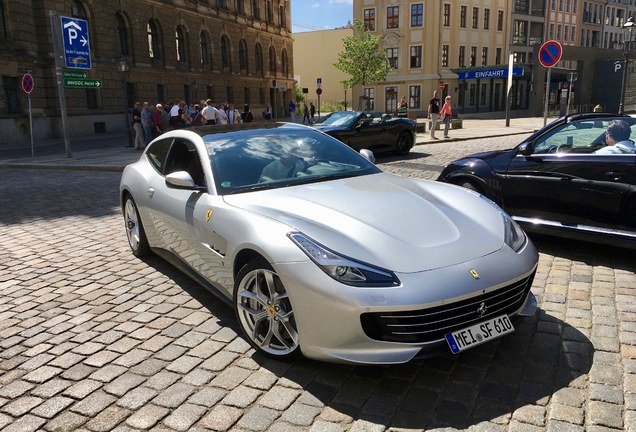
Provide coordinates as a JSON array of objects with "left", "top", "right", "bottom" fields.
[
  {"left": 288, "top": 232, "right": 400, "bottom": 287},
  {"left": 479, "top": 195, "right": 527, "bottom": 252}
]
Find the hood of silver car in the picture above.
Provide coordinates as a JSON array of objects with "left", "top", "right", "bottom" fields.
[{"left": 223, "top": 173, "right": 505, "bottom": 273}]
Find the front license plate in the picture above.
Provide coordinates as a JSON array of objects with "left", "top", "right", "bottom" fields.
[{"left": 445, "top": 314, "right": 514, "bottom": 354}]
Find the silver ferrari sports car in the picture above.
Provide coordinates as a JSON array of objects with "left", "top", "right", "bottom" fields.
[{"left": 120, "top": 122, "right": 538, "bottom": 365}]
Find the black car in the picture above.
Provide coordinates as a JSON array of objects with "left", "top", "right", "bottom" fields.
[
  {"left": 312, "top": 111, "right": 417, "bottom": 155},
  {"left": 438, "top": 113, "right": 636, "bottom": 248}
]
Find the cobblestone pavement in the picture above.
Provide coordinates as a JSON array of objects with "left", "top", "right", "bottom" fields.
[{"left": 1, "top": 134, "right": 635, "bottom": 432}]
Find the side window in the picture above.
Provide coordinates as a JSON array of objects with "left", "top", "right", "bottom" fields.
[
  {"left": 165, "top": 139, "right": 206, "bottom": 186},
  {"left": 146, "top": 138, "right": 173, "bottom": 173},
  {"left": 533, "top": 119, "right": 610, "bottom": 154}
]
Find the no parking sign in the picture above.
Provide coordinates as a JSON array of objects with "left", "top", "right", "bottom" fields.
[{"left": 22, "top": 73, "right": 34, "bottom": 94}]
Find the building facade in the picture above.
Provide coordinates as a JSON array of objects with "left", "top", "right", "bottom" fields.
[
  {"left": 293, "top": 27, "right": 353, "bottom": 111},
  {"left": 0, "top": 0, "right": 294, "bottom": 145},
  {"left": 351, "top": 0, "right": 514, "bottom": 117}
]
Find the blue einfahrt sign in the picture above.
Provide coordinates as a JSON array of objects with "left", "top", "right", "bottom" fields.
[{"left": 458, "top": 67, "right": 524, "bottom": 80}]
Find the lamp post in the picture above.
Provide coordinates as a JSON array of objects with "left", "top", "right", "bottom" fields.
[
  {"left": 118, "top": 58, "right": 133, "bottom": 147},
  {"left": 619, "top": 16, "right": 636, "bottom": 114}
]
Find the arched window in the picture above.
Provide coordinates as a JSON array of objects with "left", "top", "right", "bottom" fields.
[
  {"left": 72, "top": 0, "right": 88, "bottom": 18},
  {"left": 239, "top": 39, "right": 248, "bottom": 72},
  {"left": 268, "top": 46, "right": 276, "bottom": 75},
  {"left": 255, "top": 43, "right": 263, "bottom": 76},
  {"left": 200, "top": 32, "right": 210, "bottom": 66},
  {"left": 221, "top": 35, "right": 231, "bottom": 70},
  {"left": 147, "top": 20, "right": 162, "bottom": 61},
  {"left": 252, "top": 0, "right": 260, "bottom": 20},
  {"left": 176, "top": 26, "right": 187, "bottom": 62},
  {"left": 281, "top": 49, "right": 288, "bottom": 77},
  {"left": 116, "top": 12, "right": 130, "bottom": 56}
]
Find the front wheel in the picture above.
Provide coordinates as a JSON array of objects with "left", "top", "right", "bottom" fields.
[
  {"left": 457, "top": 179, "right": 482, "bottom": 194},
  {"left": 123, "top": 195, "right": 150, "bottom": 257},
  {"left": 234, "top": 258, "right": 300, "bottom": 360},
  {"left": 395, "top": 131, "right": 413, "bottom": 155}
]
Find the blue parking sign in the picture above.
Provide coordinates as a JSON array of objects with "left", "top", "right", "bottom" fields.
[{"left": 61, "top": 16, "right": 91, "bottom": 69}]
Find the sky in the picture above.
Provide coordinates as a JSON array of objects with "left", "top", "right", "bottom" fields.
[{"left": 290, "top": 0, "right": 354, "bottom": 33}]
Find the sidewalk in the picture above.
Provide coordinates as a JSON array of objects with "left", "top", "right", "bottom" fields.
[{"left": 0, "top": 117, "right": 551, "bottom": 172}]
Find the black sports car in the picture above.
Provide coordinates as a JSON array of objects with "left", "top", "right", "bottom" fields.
[
  {"left": 438, "top": 113, "right": 636, "bottom": 248},
  {"left": 312, "top": 111, "right": 417, "bottom": 155}
]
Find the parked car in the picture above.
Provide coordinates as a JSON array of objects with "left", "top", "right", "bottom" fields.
[
  {"left": 120, "top": 122, "right": 538, "bottom": 365},
  {"left": 438, "top": 113, "right": 636, "bottom": 248},
  {"left": 312, "top": 111, "right": 417, "bottom": 155}
]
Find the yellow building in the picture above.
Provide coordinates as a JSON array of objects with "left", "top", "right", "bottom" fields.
[
  {"left": 352, "top": 1, "right": 516, "bottom": 116},
  {"left": 293, "top": 27, "right": 353, "bottom": 111}
]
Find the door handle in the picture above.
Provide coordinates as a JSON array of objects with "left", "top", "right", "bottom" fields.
[
  {"left": 605, "top": 171, "right": 625, "bottom": 181},
  {"left": 148, "top": 187, "right": 155, "bottom": 198}
]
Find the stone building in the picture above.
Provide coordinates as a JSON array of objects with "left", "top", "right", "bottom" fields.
[{"left": 0, "top": 0, "right": 294, "bottom": 145}]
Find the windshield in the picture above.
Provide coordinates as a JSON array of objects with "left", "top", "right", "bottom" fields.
[
  {"left": 202, "top": 125, "right": 380, "bottom": 194},
  {"left": 315, "top": 111, "right": 360, "bottom": 127}
]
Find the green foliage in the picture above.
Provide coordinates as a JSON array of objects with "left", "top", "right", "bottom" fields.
[
  {"left": 294, "top": 83, "right": 304, "bottom": 103},
  {"left": 334, "top": 20, "right": 391, "bottom": 87}
]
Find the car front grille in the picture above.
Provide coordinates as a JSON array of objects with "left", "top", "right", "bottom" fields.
[{"left": 360, "top": 271, "right": 536, "bottom": 344}]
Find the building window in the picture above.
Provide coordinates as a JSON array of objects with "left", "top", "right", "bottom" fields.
[
  {"left": 281, "top": 49, "right": 288, "bottom": 76},
  {"left": 363, "top": 8, "right": 375, "bottom": 31},
  {"left": 558, "top": 0, "right": 563, "bottom": 11},
  {"left": 411, "top": 4, "right": 423, "bottom": 27},
  {"left": 564, "top": 25, "right": 569, "bottom": 42},
  {"left": 176, "top": 27, "right": 187, "bottom": 63},
  {"left": 226, "top": 86, "right": 234, "bottom": 103},
  {"left": 269, "top": 46, "right": 276, "bottom": 75},
  {"left": 571, "top": 25, "right": 576, "bottom": 41},
  {"left": 116, "top": 13, "right": 130, "bottom": 56},
  {"left": 147, "top": 20, "right": 161, "bottom": 61},
  {"left": 409, "top": 85, "right": 421, "bottom": 109},
  {"left": 460, "top": 6, "right": 467, "bottom": 27},
  {"left": 472, "top": 7, "right": 479, "bottom": 29},
  {"left": 221, "top": 36, "right": 231, "bottom": 70},
  {"left": 239, "top": 39, "right": 248, "bottom": 72},
  {"left": 157, "top": 84, "right": 166, "bottom": 103},
  {"left": 566, "top": 0, "right": 570, "bottom": 12},
  {"left": 483, "top": 9, "right": 490, "bottom": 30},
  {"left": 387, "top": 47, "right": 398, "bottom": 69},
  {"left": 86, "top": 89, "right": 98, "bottom": 108},
  {"left": 244, "top": 87, "right": 251, "bottom": 104},
  {"left": 363, "top": 88, "right": 375, "bottom": 110},
  {"left": 557, "top": 24, "right": 562, "bottom": 40},
  {"left": 480, "top": 83, "right": 487, "bottom": 105},
  {"left": 459, "top": 46, "right": 465, "bottom": 67},
  {"left": 217, "top": 0, "right": 229, "bottom": 10},
  {"left": 470, "top": 46, "right": 477, "bottom": 66},
  {"left": 255, "top": 43, "right": 263, "bottom": 75},
  {"left": 481, "top": 47, "right": 488, "bottom": 66},
  {"left": 237, "top": 0, "right": 245, "bottom": 15},
  {"left": 549, "top": 23, "right": 554, "bottom": 39},
  {"left": 573, "top": 0, "right": 577, "bottom": 13},
  {"left": 469, "top": 83, "right": 476, "bottom": 105},
  {"left": 266, "top": 0, "right": 274, "bottom": 24},
  {"left": 387, "top": 6, "right": 399, "bottom": 29},
  {"left": 0, "top": 0, "right": 7, "bottom": 39},
  {"left": 443, "top": 4, "right": 451, "bottom": 27},
  {"left": 497, "top": 10, "right": 504, "bottom": 31},
  {"left": 252, "top": 0, "right": 260, "bottom": 20},
  {"left": 72, "top": 0, "right": 88, "bottom": 18},
  {"left": 259, "top": 87, "right": 265, "bottom": 104},
  {"left": 495, "top": 47, "right": 502, "bottom": 64},
  {"left": 410, "top": 46, "right": 422, "bottom": 68},
  {"left": 3, "top": 76, "right": 21, "bottom": 114},
  {"left": 551, "top": 0, "right": 555, "bottom": 10},
  {"left": 385, "top": 86, "right": 398, "bottom": 113},
  {"left": 442, "top": 45, "right": 449, "bottom": 67},
  {"left": 279, "top": 4, "right": 286, "bottom": 28},
  {"left": 200, "top": 32, "right": 210, "bottom": 66}
]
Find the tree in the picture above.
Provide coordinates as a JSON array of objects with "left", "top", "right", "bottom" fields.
[{"left": 334, "top": 20, "right": 391, "bottom": 89}]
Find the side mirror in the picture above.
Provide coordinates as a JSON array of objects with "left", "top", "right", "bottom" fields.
[
  {"left": 517, "top": 142, "right": 532, "bottom": 156},
  {"left": 165, "top": 171, "right": 205, "bottom": 191},
  {"left": 360, "top": 149, "right": 376, "bottom": 164}
]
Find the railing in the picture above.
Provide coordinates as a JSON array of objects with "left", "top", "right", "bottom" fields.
[{"left": 512, "top": 34, "right": 528, "bottom": 45}]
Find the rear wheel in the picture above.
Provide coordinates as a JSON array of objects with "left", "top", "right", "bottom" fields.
[
  {"left": 123, "top": 195, "right": 150, "bottom": 257},
  {"left": 234, "top": 258, "right": 300, "bottom": 360},
  {"left": 395, "top": 132, "right": 413, "bottom": 155}
]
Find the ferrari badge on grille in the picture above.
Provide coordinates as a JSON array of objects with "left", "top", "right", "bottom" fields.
[{"left": 470, "top": 269, "right": 479, "bottom": 279}]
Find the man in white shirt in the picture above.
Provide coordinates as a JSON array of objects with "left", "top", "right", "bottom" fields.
[
  {"left": 202, "top": 99, "right": 219, "bottom": 125},
  {"left": 595, "top": 119, "right": 636, "bottom": 154}
]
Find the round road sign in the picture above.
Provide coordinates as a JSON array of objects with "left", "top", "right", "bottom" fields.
[
  {"left": 22, "top": 73, "right": 34, "bottom": 94},
  {"left": 539, "top": 40, "right": 563, "bottom": 68},
  {"left": 316, "top": 88, "right": 323, "bottom": 95}
]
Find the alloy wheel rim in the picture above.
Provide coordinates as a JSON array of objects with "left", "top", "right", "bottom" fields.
[
  {"left": 237, "top": 268, "right": 298, "bottom": 355},
  {"left": 124, "top": 199, "right": 140, "bottom": 251}
]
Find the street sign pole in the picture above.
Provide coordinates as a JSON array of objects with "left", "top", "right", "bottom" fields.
[
  {"left": 22, "top": 73, "right": 35, "bottom": 157},
  {"left": 544, "top": 68, "right": 552, "bottom": 126},
  {"left": 50, "top": 11, "right": 72, "bottom": 158},
  {"left": 538, "top": 40, "right": 563, "bottom": 126},
  {"left": 28, "top": 94, "right": 33, "bottom": 158},
  {"left": 506, "top": 53, "right": 514, "bottom": 127}
]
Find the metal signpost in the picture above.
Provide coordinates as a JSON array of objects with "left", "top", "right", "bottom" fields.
[
  {"left": 539, "top": 40, "right": 563, "bottom": 126},
  {"left": 22, "top": 73, "right": 35, "bottom": 157},
  {"left": 316, "top": 78, "right": 322, "bottom": 117}
]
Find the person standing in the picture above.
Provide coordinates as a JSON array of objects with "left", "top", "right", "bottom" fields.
[
  {"left": 153, "top": 103, "right": 166, "bottom": 137},
  {"left": 190, "top": 104, "right": 204, "bottom": 127},
  {"left": 397, "top": 96, "right": 408, "bottom": 118},
  {"left": 140, "top": 102, "right": 152, "bottom": 146},
  {"left": 226, "top": 103, "right": 242, "bottom": 124},
  {"left": 428, "top": 90, "right": 440, "bottom": 140},
  {"left": 132, "top": 102, "right": 144, "bottom": 150},
  {"left": 202, "top": 99, "right": 219, "bottom": 125},
  {"left": 169, "top": 99, "right": 182, "bottom": 129},
  {"left": 309, "top": 102, "right": 316, "bottom": 123},
  {"left": 263, "top": 103, "right": 272, "bottom": 120},
  {"left": 438, "top": 95, "right": 453, "bottom": 139},
  {"left": 302, "top": 102, "right": 310, "bottom": 124},
  {"left": 241, "top": 105, "right": 254, "bottom": 122},
  {"left": 289, "top": 100, "right": 297, "bottom": 122}
]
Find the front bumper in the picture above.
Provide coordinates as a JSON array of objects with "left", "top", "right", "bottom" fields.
[{"left": 273, "top": 239, "right": 539, "bottom": 365}]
